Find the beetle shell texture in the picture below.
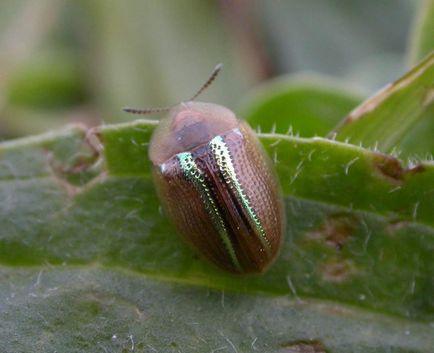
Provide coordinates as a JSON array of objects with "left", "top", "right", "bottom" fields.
[{"left": 150, "top": 101, "right": 285, "bottom": 273}]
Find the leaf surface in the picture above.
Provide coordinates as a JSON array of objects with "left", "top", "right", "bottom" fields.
[{"left": 1, "top": 121, "right": 433, "bottom": 352}]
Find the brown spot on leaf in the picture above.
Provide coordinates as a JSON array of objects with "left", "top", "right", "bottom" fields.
[
  {"left": 281, "top": 339, "right": 328, "bottom": 353},
  {"left": 321, "top": 259, "right": 355, "bottom": 283},
  {"left": 305, "top": 214, "right": 356, "bottom": 250},
  {"left": 372, "top": 154, "right": 426, "bottom": 183},
  {"left": 373, "top": 154, "right": 403, "bottom": 182}
]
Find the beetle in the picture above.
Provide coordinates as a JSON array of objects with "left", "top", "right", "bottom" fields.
[{"left": 123, "top": 64, "right": 285, "bottom": 273}]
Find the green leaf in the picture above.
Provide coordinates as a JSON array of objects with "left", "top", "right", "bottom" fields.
[
  {"left": 1, "top": 267, "right": 434, "bottom": 353},
  {"left": 332, "top": 53, "right": 434, "bottom": 154},
  {"left": 240, "top": 74, "right": 363, "bottom": 137},
  {"left": 398, "top": 109, "right": 434, "bottom": 159},
  {"left": 1, "top": 120, "right": 433, "bottom": 352},
  {"left": 408, "top": 0, "right": 434, "bottom": 65}
]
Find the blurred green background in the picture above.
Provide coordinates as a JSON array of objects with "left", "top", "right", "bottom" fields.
[{"left": 0, "top": 0, "right": 419, "bottom": 140}]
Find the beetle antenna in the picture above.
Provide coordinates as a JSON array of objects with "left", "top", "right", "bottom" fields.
[
  {"left": 188, "top": 63, "right": 223, "bottom": 101},
  {"left": 122, "top": 106, "right": 171, "bottom": 115},
  {"left": 122, "top": 63, "right": 223, "bottom": 115}
]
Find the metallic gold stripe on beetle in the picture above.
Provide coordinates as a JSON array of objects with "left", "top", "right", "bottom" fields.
[
  {"left": 177, "top": 151, "right": 242, "bottom": 272},
  {"left": 209, "top": 133, "right": 271, "bottom": 254}
]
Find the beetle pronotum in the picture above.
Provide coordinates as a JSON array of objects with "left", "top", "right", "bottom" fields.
[{"left": 124, "top": 64, "right": 285, "bottom": 273}]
